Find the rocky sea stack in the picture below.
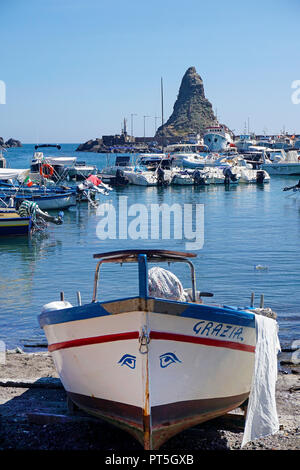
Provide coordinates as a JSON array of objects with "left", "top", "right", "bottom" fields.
[{"left": 155, "top": 66, "right": 217, "bottom": 139}]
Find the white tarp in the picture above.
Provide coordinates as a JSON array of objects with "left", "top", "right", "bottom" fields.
[
  {"left": 148, "top": 266, "right": 187, "bottom": 302},
  {"left": 0, "top": 168, "right": 29, "bottom": 181},
  {"left": 242, "top": 314, "right": 281, "bottom": 447}
]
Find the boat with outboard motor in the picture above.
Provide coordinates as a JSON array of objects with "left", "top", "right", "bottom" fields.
[
  {"left": 38, "top": 249, "right": 280, "bottom": 450},
  {"left": 123, "top": 155, "right": 176, "bottom": 186},
  {"left": 0, "top": 207, "right": 31, "bottom": 236},
  {"left": 260, "top": 149, "right": 300, "bottom": 175}
]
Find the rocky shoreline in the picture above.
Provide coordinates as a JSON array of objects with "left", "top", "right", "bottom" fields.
[
  {"left": 0, "top": 351, "right": 299, "bottom": 451},
  {"left": 0, "top": 137, "right": 22, "bottom": 148}
]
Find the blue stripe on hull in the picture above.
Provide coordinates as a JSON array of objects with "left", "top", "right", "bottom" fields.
[
  {"left": 38, "top": 296, "right": 255, "bottom": 329},
  {"left": 0, "top": 224, "right": 30, "bottom": 236}
]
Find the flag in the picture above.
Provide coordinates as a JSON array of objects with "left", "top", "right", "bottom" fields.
[{"left": 24, "top": 175, "right": 33, "bottom": 187}]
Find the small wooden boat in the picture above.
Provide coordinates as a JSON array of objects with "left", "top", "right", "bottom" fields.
[
  {"left": 0, "top": 190, "right": 76, "bottom": 210},
  {"left": 38, "top": 249, "right": 256, "bottom": 450},
  {"left": 0, "top": 207, "right": 31, "bottom": 236}
]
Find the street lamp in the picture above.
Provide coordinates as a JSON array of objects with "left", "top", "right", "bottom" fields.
[
  {"left": 130, "top": 113, "right": 137, "bottom": 139},
  {"left": 143, "top": 115, "right": 151, "bottom": 142}
]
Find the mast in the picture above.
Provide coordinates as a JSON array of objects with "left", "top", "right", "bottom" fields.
[{"left": 161, "top": 77, "right": 164, "bottom": 152}]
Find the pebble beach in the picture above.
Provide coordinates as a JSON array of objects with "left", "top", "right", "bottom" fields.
[{"left": 0, "top": 351, "right": 298, "bottom": 452}]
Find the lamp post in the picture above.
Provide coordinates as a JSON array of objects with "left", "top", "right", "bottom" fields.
[
  {"left": 143, "top": 115, "right": 151, "bottom": 143},
  {"left": 130, "top": 113, "right": 137, "bottom": 139}
]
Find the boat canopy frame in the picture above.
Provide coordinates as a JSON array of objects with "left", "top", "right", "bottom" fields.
[{"left": 92, "top": 249, "right": 197, "bottom": 303}]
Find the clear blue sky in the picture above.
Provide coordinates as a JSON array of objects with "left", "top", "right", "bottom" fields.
[{"left": 0, "top": 0, "right": 299, "bottom": 143}]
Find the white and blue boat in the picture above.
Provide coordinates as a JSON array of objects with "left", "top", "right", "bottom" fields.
[
  {"left": 204, "top": 124, "right": 234, "bottom": 152},
  {"left": 38, "top": 249, "right": 268, "bottom": 450}
]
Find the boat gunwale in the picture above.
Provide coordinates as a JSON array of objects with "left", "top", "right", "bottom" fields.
[{"left": 38, "top": 295, "right": 255, "bottom": 329}]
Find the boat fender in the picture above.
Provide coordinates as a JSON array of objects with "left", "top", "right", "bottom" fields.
[
  {"left": 41, "top": 301, "right": 73, "bottom": 313},
  {"left": 40, "top": 163, "right": 54, "bottom": 179}
]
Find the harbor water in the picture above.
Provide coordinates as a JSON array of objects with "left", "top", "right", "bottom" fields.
[{"left": 0, "top": 144, "right": 299, "bottom": 350}]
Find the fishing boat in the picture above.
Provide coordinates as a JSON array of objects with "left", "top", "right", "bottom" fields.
[
  {"left": 30, "top": 145, "right": 76, "bottom": 180},
  {"left": 203, "top": 124, "right": 234, "bottom": 152},
  {"left": 0, "top": 207, "right": 31, "bottom": 236},
  {"left": 38, "top": 249, "right": 259, "bottom": 450},
  {"left": 0, "top": 188, "right": 77, "bottom": 210}
]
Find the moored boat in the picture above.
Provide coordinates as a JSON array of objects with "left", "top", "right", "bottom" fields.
[
  {"left": 38, "top": 249, "right": 269, "bottom": 450},
  {"left": 0, "top": 207, "right": 31, "bottom": 236}
]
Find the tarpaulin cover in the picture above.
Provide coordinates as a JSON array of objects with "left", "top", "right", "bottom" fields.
[{"left": 242, "top": 314, "right": 281, "bottom": 447}]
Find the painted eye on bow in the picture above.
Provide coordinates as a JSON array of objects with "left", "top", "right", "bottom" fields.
[
  {"left": 159, "top": 352, "right": 181, "bottom": 368},
  {"left": 118, "top": 354, "right": 136, "bottom": 369}
]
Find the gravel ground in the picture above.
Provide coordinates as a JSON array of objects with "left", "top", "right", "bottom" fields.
[{"left": 0, "top": 351, "right": 299, "bottom": 452}]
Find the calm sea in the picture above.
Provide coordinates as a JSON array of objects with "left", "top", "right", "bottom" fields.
[{"left": 0, "top": 144, "right": 299, "bottom": 350}]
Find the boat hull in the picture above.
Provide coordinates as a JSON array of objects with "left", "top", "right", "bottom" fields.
[
  {"left": 0, "top": 192, "right": 77, "bottom": 210},
  {"left": 39, "top": 298, "right": 256, "bottom": 449},
  {"left": 0, "top": 209, "right": 31, "bottom": 236},
  {"left": 261, "top": 163, "right": 300, "bottom": 175}
]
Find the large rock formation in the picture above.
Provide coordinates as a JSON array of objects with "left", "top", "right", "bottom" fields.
[{"left": 155, "top": 66, "right": 217, "bottom": 140}]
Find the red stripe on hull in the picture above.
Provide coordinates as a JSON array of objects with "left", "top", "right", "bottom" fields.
[
  {"left": 150, "top": 331, "right": 255, "bottom": 353},
  {"left": 48, "top": 330, "right": 254, "bottom": 353},
  {"left": 48, "top": 331, "right": 139, "bottom": 352}
]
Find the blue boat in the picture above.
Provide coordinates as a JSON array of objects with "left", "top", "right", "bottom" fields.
[{"left": 0, "top": 207, "right": 31, "bottom": 236}]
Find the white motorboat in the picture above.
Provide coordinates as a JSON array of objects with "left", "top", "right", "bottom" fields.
[
  {"left": 165, "top": 144, "right": 209, "bottom": 166},
  {"left": 39, "top": 249, "right": 275, "bottom": 450},
  {"left": 101, "top": 155, "right": 133, "bottom": 177},
  {"left": 124, "top": 167, "right": 173, "bottom": 186},
  {"left": 201, "top": 166, "right": 239, "bottom": 185},
  {"left": 181, "top": 154, "right": 207, "bottom": 169},
  {"left": 66, "top": 161, "right": 97, "bottom": 181},
  {"left": 171, "top": 169, "right": 208, "bottom": 185},
  {"left": 228, "top": 158, "right": 270, "bottom": 184},
  {"left": 261, "top": 149, "right": 300, "bottom": 175}
]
